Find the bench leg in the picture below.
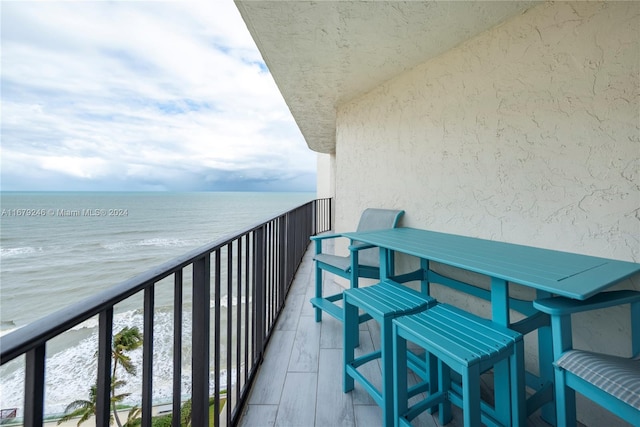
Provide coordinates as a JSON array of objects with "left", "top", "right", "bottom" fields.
[
  {"left": 511, "top": 340, "right": 526, "bottom": 427},
  {"left": 393, "top": 324, "right": 408, "bottom": 427},
  {"left": 438, "top": 361, "right": 452, "bottom": 426},
  {"left": 314, "top": 265, "right": 322, "bottom": 322},
  {"left": 463, "top": 365, "right": 481, "bottom": 427},
  {"left": 343, "top": 298, "right": 358, "bottom": 393},
  {"left": 555, "top": 368, "right": 576, "bottom": 427},
  {"left": 382, "top": 317, "right": 394, "bottom": 427},
  {"left": 427, "top": 352, "right": 438, "bottom": 414}
]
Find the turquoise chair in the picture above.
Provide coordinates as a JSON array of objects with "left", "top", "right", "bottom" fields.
[
  {"left": 309, "top": 208, "right": 404, "bottom": 322},
  {"left": 533, "top": 290, "right": 640, "bottom": 426}
]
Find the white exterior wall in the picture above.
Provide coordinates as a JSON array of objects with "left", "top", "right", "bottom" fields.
[
  {"left": 332, "top": 2, "right": 639, "bottom": 425},
  {"left": 316, "top": 153, "right": 335, "bottom": 199}
]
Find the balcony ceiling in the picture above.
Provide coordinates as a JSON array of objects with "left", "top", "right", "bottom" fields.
[{"left": 235, "top": 1, "right": 540, "bottom": 154}]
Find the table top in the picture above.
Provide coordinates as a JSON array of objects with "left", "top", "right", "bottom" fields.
[{"left": 343, "top": 227, "right": 640, "bottom": 300}]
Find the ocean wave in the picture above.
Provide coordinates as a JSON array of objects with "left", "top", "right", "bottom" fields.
[
  {"left": 0, "top": 247, "right": 41, "bottom": 258},
  {"left": 102, "top": 238, "right": 201, "bottom": 251},
  {"left": 70, "top": 317, "right": 100, "bottom": 331},
  {"left": 138, "top": 238, "right": 199, "bottom": 248},
  {"left": 216, "top": 295, "right": 251, "bottom": 309}
]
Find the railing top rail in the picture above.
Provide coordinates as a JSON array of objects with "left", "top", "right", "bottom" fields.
[{"left": 0, "top": 198, "right": 328, "bottom": 364}]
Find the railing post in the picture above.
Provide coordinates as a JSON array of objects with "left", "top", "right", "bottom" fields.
[
  {"left": 312, "top": 200, "right": 317, "bottom": 236},
  {"left": 226, "top": 245, "right": 234, "bottom": 425},
  {"left": 192, "top": 255, "right": 211, "bottom": 427},
  {"left": 279, "top": 215, "right": 287, "bottom": 305},
  {"left": 172, "top": 270, "right": 183, "bottom": 427},
  {"left": 213, "top": 249, "right": 221, "bottom": 427},
  {"left": 23, "top": 345, "right": 45, "bottom": 427},
  {"left": 329, "top": 197, "right": 333, "bottom": 231},
  {"left": 96, "top": 309, "right": 113, "bottom": 427},
  {"left": 235, "top": 238, "right": 243, "bottom": 418},
  {"left": 254, "top": 227, "right": 266, "bottom": 362},
  {"left": 142, "top": 285, "right": 155, "bottom": 427}
]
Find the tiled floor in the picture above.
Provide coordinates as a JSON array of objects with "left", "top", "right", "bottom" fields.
[{"left": 238, "top": 244, "right": 563, "bottom": 427}]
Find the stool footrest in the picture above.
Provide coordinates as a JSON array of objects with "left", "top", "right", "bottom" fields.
[
  {"left": 325, "top": 293, "right": 343, "bottom": 303},
  {"left": 345, "top": 364, "right": 383, "bottom": 406},
  {"left": 405, "top": 392, "right": 447, "bottom": 421},
  {"left": 310, "top": 296, "right": 373, "bottom": 323},
  {"left": 350, "top": 349, "right": 381, "bottom": 369},
  {"left": 408, "top": 381, "right": 430, "bottom": 398},
  {"left": 310, "top": 297, "right": 343, "bottom": 321}
]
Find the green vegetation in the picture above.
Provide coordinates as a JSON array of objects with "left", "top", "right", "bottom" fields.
[
  {"left": 111, "top": 327, "right": 143, "bottom": 427},
  {"left": 57, "top": 326, "right": 227, "bottom": 426},
  {"left": 124, "top": 396, "right": 226, "bottom": 427},
  {"left": 58, "top": 327, "right": 142, "bottom": 427},
  {"left": 56, "top": 381, "right": 131, "bottom": 426}
]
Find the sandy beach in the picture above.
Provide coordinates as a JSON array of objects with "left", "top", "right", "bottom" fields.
[
  {"left": 27, "top": 399, "right": 225, "bottom": 427},
  {"left": 0, "top": 404, "right": 175, "bottom": 427}
]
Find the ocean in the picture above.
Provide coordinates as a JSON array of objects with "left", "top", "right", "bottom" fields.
[{"left": 0, "top": 191, "right": 315, "bottom": 417}]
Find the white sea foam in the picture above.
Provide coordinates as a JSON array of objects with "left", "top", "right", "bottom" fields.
[
  {"left": 0, "top": 247, "right": 40, "bottom": 258},
  {"left": 138, "top": 238, "right": 199, "bottom": 248},
  {"left": 70, "top": 317, "right": 100, "bottom": 331},
  {"left": 102, "top": 238, "right": 201, "bottom": 251},
  {"left": 216, "top": 295, "right": 251, "bottom": 309}
]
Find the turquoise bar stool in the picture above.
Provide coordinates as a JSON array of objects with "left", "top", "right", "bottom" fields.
[
  {"left": 343, "top": 279, "right": 437, "bottom": 427},
  {"left": 392, "top": 304, "right": 526, "bottom": 427}
]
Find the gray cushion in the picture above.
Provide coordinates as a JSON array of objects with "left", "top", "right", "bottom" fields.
[{"left": 556, "top": 350, "right": 640, "bottom": 410}]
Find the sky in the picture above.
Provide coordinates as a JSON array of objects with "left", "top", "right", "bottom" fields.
[{"left": 1, "top": 1, "right": 317, "bottom": 192}]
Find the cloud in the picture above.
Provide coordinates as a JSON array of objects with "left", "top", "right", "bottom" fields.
[{"left": 1, "top": 1, "right": 316, "bottom": 192}]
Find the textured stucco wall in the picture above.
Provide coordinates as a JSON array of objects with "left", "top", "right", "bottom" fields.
[{"left": 333, "top": 2, "right": 639, "bottom": 425}]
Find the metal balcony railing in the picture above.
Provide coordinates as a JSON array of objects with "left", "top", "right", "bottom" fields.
[{"left": 0, "top": 198, "right": 333, "bottom": 427}]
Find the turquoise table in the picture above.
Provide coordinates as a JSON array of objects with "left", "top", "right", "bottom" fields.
[{"left": 343, "top": 227, "right": 640, "bottom": 425}]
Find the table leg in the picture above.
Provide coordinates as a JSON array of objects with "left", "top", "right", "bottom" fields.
[
  {"left": 343, "top": 297, "right": 358, "bottom": 393},
  {"left": 421, "top": 258, "right": 430, "bottom": 294},
  {"left": 537, "top": 290, "right": 557, "bottom": 425},
  {"left": 379, "top": 247, "right": 390, "bottom": 280}
]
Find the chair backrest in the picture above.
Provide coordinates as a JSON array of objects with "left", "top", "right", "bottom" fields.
[{"left": 355, "top": 209, "right": 404, "bottom": 267}]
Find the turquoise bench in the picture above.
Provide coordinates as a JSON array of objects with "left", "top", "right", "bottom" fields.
[
  {"left": 392, "top": 304, "right": 526, "bottom": 427},
  {"left": 534, "top": 290, "right": 640, "bottom": 427},
  {"left": 343, "top": 279, "right": 436, "bottom": 427}
]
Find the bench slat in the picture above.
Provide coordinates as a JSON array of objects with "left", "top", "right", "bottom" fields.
[{"left": 394, "top": 304, "right": 521, "bottom": 367}]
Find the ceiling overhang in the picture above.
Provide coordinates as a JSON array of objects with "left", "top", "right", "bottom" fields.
[{"left": 235, "top": 1, "right": 539, "bottom": 154}]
